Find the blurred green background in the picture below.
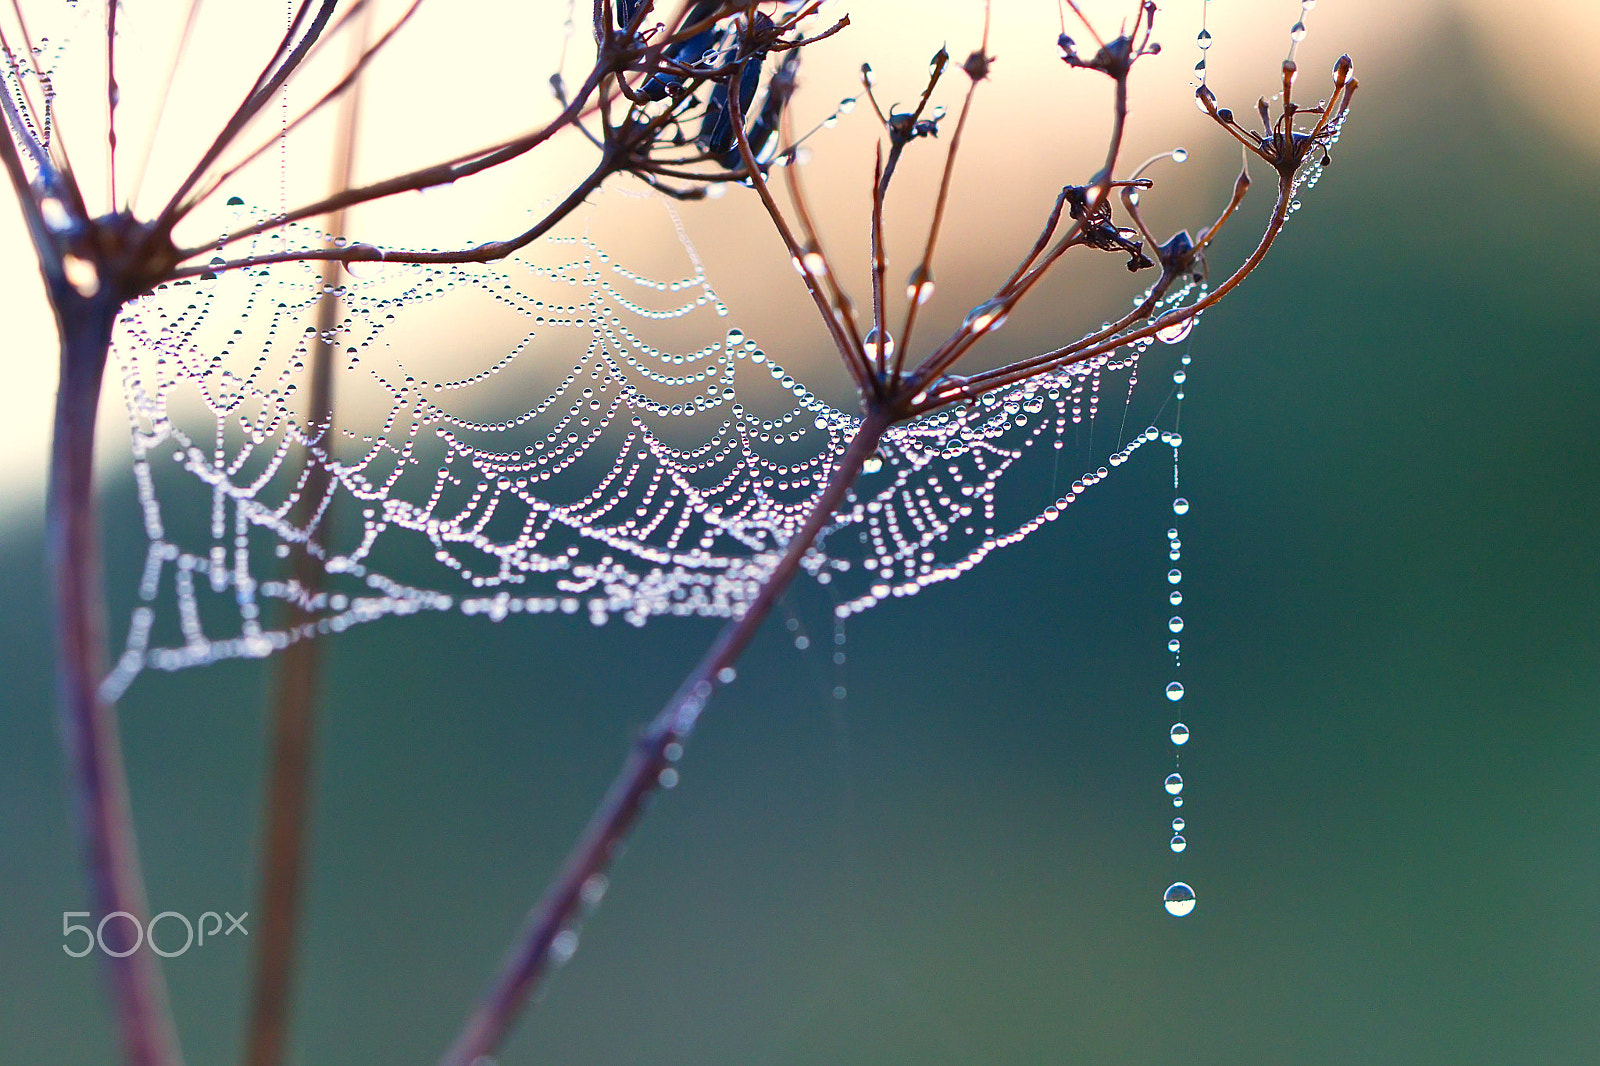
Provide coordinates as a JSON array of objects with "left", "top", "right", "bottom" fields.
[{"left": 3, "top": 5, "right": 1598, "bottom": 1065}]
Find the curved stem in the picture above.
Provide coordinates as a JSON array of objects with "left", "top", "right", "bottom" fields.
[
  {"left": 49, "top": 290, "right": 185, "bottom": 1066},
  {"left": 168, "top": 156, "right": 618, "bottom": 278},
  {"left": 437, "top": 404, "right": 894, "bottom": 1066}
]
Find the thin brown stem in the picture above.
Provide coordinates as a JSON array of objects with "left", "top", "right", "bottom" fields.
[
  {"left": 153, "top": 0, "right": 341, "bottom": 233},
  {"left": 178, "top": 0, "right": 424, "bottom": 220},
  {"left": 169, "top": 60, "right": 609, "bottom": 263},
  {"left": 438, "top": 404, "right": 894, "bottom": 1066},
  {"left": 242, "top": 10, "right": 369, "bottom": 1057},
  {"left": 895, "top": 73, "right": 980, "bottom": 376},
  {"left": 3, "top": 0, "right": 60, "bottom": 169},
  {"left": 779, "top": 108, "right": 865, "bottom": 365},
  {"left": 167, "top": 155, "right": 617, "bottom": 279},
  {"left": 105, "top": 0, "right": 118, "bottom": 210},
  {"left": 725, "top": 67, "right": 878, "bottom": 398},
  {"left": 869, "top": 142, "right": 887, "bottom": 375},
  {"left": 126, "top": 0, "right": 206, "bottom": 210}
]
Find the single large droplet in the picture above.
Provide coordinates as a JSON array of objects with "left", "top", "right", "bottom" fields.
[
  {"left": 1168, "top": 616, "right": 1184, "bottom": 633},
  {"left": 963, "top": 298, "right": 1008, "bottom": 335},
  {"left": 1165, "top": 773, "right": 1184, "bottom": 795},
  {"left": 906, "top": 266, "right": 935, "bottom": 305},
  {"left": 1167, "top": 568, "right": 1182, "bottom": 584},
  {"left": 1172, "top": 817, "right": 1185, "bottom": 832},
  {"left": 1170, "top": 722, "right": 1189, "bottom": 745},
  {"left": 1170, "top": 834, "right": 1187, "bottom": 853},
  {"left": 1166, "top": 681, "right": 1185, "bottom": 701},
  {"left": 864, "top": 327, "right": 895, "bottom": 361},
  {"left": 1156, "top": 316, "right": 1194, "bottom": 344},
  {"left": 1173, "top": 497, "right": 1190, "bottom": 515},
  {"left": 1290, "top": 21, "right": 1307, "bottom": 42},
  {"left": 1197, "top": 29, "right": 1213, "bottom": 50},
  {"left": 1164, "top": 882, "right": 1196, "bottom": 917}
]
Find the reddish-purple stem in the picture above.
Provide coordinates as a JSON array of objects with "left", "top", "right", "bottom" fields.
[{"left": 437, "top": 404, "right": 894, "bottom": 1066}]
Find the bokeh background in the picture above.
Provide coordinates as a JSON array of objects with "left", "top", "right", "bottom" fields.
[{"left": 2, "top": 1, "right": 1598, "bottom": 1063}]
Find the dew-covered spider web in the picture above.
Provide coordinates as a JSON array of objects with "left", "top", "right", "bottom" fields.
[{"left": 102, "top": 188, "right": 1201, "bottom": 701}]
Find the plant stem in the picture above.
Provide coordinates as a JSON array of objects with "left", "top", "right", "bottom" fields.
[
  {"left": 242, "top": 246, "right": 345, "bottom": 1066},
  {"left": 49, "top": 287, "right": 184, "bottom": 1066},
  {"left": 245, "top": 19, "right": 367, "bottom": 1054},
  {"left": 438, "top": 403, "right": 895, "bottom": 1066}
]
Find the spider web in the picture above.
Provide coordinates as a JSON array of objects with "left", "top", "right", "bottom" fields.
[{"left": 101, "top": 188, "right": 1199, "bottom": 700}]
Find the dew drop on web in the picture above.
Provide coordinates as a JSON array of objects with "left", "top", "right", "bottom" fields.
[{"left": 1164, "top": 882, "right": 1196, "bottom": 917}]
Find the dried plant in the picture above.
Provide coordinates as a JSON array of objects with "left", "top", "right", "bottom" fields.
[{"left": 0, "top": 1, "right": 1354, "bottom": 1063}]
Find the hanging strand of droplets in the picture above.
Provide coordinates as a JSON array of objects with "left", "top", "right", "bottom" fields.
[
  {"left": 1161, "top": 330, "right": 1194, "bottom": 917},
  {"left": 1161, "top": 0, "right": 1321, "bottom": 921},
  {"left": 1154, "top": 0, "right": 1224, "bottom": 922}
]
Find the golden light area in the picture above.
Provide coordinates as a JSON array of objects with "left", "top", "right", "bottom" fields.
[{"left": 0, "top": 0, "right": 1591, "bottom": 516}]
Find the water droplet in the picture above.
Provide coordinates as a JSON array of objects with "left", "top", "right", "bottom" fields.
[
  {"left": 861, "top": 456, "right": 883, "bottom": 474},
  {"left": 63, "top": 254, "right": 101, "bottom": 297},
  {"left": 1165, "top": 773, "right": 1184, "bottom": 794},
  {"left": 1166, "top": 681, "right": 1185, "bottom": 701},
  {"left": 1168, "top": 638, "right": 1181, "bottom": 652},
  {"left": 717, "top": 666, "right": 737, "bottom": 684},
  {"left": 1156, "top": 316, "right": 1194, "bottom": 344},
  {"left": 1170, "top": 722, "right": 1189, "bottom": 745},
  {"left": 550, "top": 928, "right": 580, "bottom": 962},
  {"left": 1170, "top": 834, "right": 1187, "bottom": 853},
  {"left": 1197, "top": 29, "right": 1213, "bottom": 50},
  {"left": 1169, "top": 590, "right": 1183, "bottom": 606},
  {"left": 226, "top": 195, "right": 245, "bottom": 206},
  {"left": 1164, "top": 882, "right": 1196, "bottom": 917},
  {"left": 963, "top": 298, "right": 1008, "bottom": 335},
  {"left": 1172, "top": 147, "right": 1189, "bottom": 163},
  {"left": 1168, "top": 616, "right": 1183, "bottom": 633},
  {"left": 1173, "top": 497, "right": 1189, "bottom": 515},
  {"left": 864, "top": 328, "right": 895, "bottom": 361},
  {"left": 1172, "top": 817, "right": 1185, "bottom": 832},
  {"left": 39, "top": 197, "right": 71, "bottom": 233},
  {"left": 1167, "top": 568, "right": 1182, "bottom": 585},
  {"left": 906, "top": 266, "right": 935, "bottom": 304},
  {"left": 1290, "top": 21, "right": 1307, "bottom": 42}
]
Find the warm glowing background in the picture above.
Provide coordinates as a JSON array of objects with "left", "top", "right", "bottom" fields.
[{"left": 2, "top": 2, "right": 1598, "bottom": 1064}]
